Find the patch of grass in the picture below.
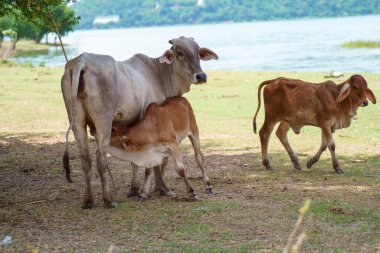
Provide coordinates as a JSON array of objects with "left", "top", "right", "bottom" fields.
[
  {"left": 341, "top": 40, "right": 380, "bottom": 48},
  {"left": 1, "top": 65, "right": 380, "bottom": 252}
]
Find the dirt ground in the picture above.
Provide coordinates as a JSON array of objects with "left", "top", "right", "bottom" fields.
[{"left": 1, "top": 133, "right": 379, "bottom": 252}]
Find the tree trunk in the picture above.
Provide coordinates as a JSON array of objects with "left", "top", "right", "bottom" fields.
[{"left": 11, "top": 38, "right": 18, "bottom": 51}]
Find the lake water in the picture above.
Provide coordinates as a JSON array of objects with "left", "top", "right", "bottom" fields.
[{"left": 12, "top": 15, "right": 380, "bottom": 73}]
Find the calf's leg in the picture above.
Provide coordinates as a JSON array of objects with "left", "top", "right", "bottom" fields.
[
  {"left": 127, "top": 163, "right": 140, "bottom": 197},
  {"left": 138, "top": 168, "right": 152, "bottom": 202},
  {"left": 171, "top": 144, "right": 198, "bottom": 201},
  {"left": 322, "top": 126, "right": 343, "bottom": 174},
  {"left": 307, "top": 133, "right": 327, "bottom": 169},
  {"left": 276, "top": 121, "right": 301, "bottom": 170},
  {"left": 153, "top": 158, "right": 175, "bottom": 196},
  {"left": 189, "top": 134, "right": 214, "bottom": 194},
  {"left": 259, "top": 120, "right": 276, "bottom": 171}
]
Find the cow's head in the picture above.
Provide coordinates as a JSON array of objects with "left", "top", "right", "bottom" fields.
[
  {"left": 159, "top": 36, "right": 218, "bottom": 85},
  {"left": 336, "top": 75, "right": 376, "bottom": 108}
]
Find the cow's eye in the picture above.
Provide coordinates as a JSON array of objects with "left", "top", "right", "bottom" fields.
[{"left": 177, "top": 51, "right": 184, "bottom": 58}]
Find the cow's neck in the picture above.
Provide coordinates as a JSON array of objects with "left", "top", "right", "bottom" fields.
[
  {"left": 333, "top": 83, "right": 357, "bottom": 130},
  {"left": 154, "top": 58, "right": 191, "bottom": 98}
]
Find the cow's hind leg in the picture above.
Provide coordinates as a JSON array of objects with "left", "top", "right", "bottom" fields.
[
  {"left": 171, "top": 144, "right": 198, "bottom": 201},
  {"left": 307, "top": 133, "right": 327, "bottom": 169},
  {"left": 72, "top": 105, "right": 93, "bottom": 209},
  {"left": 127, "top": 163, "right": 140, "bottom": 197},
  {"left": 94, "top": 121, "right": 117, "bottom": 208},
  {"left": 259, "top": 119, "right": 277, "bottom": 171},
  {"left": 321, "top": 126, "right": 343, "bottom": 174},
  {"left": 276, "top": 121, "right": 301, "bottom": 170},
  {"left": 189, "top": 134, "right": 214, "bottom": 194}
]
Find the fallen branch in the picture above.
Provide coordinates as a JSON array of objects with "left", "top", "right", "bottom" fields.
[{"left": 26, "top": 191, "right": 59, "bottom": 205}]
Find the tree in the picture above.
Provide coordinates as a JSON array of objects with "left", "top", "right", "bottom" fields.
[
  {"left": 0, "top": 1, "right": 79, "bottom": 27},
  {"left": 0, "top": 1, "right": 78, "bottom": 60},
  {"left": 34, "top": 3, "right": 77, "bottom": 44}
]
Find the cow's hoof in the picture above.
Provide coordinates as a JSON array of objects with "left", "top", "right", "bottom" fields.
[
  {"left": 335, "top": 168, "right": 344, "bottom": 174},
  {"left": 306, "top": 160, "right": 313, "bottom": 169},
  {"left": 103, "top": 200, "right": 117, "bottom": 208},
  {"left": 205, "top": 187, "right": 216, "bottom": 195},
  {"left": 137, "top": 196, "right": 148, "bottom": 203},
  {"left": 266, "top": 166, "right": 276, "bottom": 172},
  {"left": 157, "top": 188, "right": 176, "bottom": 197},
  {"left": 166, "top": 190, "right": 176, "bottom": 197},
  {"left": 81, "top": 200, "right": 94, "bottom": 209},
  {"left": 127, "top": 187, "right": 139, "bottom": 197},
  {"left": 189, "top": 193, "right": 199, "bottom": 201}
]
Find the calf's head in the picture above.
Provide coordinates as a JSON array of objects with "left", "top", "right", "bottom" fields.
[
  {"left": 159, "top": 36, "right": 218, "bottom": 85},
  {"left": 336, "top": 75, "right": 376, "bottom": 108},
  {"left": 110, "top": 122, "right": 130, "bottom": 149}
]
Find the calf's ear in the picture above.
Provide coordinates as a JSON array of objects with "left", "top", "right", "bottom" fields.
[
  {"left": 159, "top": 50, "right": 175, "bottom": 64},
  {"left": 199, "top": 47, "right": 219, "bottom": 61},
  {"left": 365, "top": 88, "right": 376, "bottom": 104},
  {"left": 336, "top": 83, "right": 351, "bottom": 103}
]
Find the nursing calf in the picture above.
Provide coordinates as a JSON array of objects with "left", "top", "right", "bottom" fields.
[
  {"left": 109, "top": 97, "right": 213, "bottom": 201},
  {"left": 253, "top": 74, "right": 376, "bottom": 173}
]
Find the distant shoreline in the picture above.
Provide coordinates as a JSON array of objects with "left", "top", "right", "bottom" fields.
[{"left": 72, "top": 14, "right": 380, "bottom": 31}]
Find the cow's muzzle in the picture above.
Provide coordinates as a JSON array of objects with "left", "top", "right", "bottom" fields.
[{"left": 194, "top": 73, "right": 207, "bottom": 84}]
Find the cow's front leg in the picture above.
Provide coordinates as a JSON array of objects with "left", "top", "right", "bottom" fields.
[
  {"left": 127, "top": 163, "right": 140, "bottom": 197},
  {"left": 322, "top": 126, "right": 343, "bottom": 174}
]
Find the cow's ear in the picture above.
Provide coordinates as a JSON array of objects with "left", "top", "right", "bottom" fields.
[
  {"left": 365, "top": 88, "right": 376, "bottom": 104},
  {"left": 159, "top": 50, "right": 175, "bottom": 64},
  {"left": 199, "top": 47, "right": 219, "bottom": 61},
  {"left": 336, "top": 83, "right": 351, "bottom": 103}
]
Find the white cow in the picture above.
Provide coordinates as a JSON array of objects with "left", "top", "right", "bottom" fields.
[{"left": 61, "top": 36, "right": 218, "bottom": 208}]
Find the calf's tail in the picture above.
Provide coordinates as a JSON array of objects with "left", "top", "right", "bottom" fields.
[
  {"left": 63, "top": 60, "right": 85, "bottom": 183},
  {"left": 252, "top": 79, "right": 273, "bottom": 134}
]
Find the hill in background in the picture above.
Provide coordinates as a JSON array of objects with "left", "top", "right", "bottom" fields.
[{"left": 72, "top": 0, "right": 380, "bottom": 29}]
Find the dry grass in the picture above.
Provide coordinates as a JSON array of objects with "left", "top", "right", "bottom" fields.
[{"left": 0, "top": 65, "right": 379, "bottom": 252}]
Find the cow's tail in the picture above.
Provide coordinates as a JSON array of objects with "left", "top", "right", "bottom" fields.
[
  {"left": 252, "top": 79, "right": 274, "bottom": 134},
  {"left": 63, "top": 59, "right": 85, "bottom": 183}
]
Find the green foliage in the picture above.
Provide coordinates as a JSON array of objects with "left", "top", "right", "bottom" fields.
[
  {"left": 0, "top": 0, "right": 79, "bottom": 27},
  {"left": 71, "top": 0, "right": 380, "bottom": 29},
  {"left": 2, "top": 28, "right": 16, "bottom": 41},
  {"left": 342, "top": 40, "right": 380, "bottom": 48},
  {"left": 0, "top": 3, "right": 77, "bottom": 44}
]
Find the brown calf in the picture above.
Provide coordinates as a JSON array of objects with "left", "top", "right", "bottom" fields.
[
  {"left": 253, "top": 74, "right": 376, "bottom": 173},
  {"left": 109, "top": 97, "right": 213, "bottom": 200}
]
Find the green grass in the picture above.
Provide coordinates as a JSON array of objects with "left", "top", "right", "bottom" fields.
[
  {"left": 0, "top": 65, "right": 380, "bottom": 252},
  {"left": 341, "top": 40, "right": 380, "bottom": 48}
]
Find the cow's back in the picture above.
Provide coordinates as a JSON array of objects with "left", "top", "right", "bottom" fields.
[
  {"left": 141, "top": 97, "right": 195, "bottom": 143},
  {"left": 263, "top": 78, "right": 320, "bottom": 125}
]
